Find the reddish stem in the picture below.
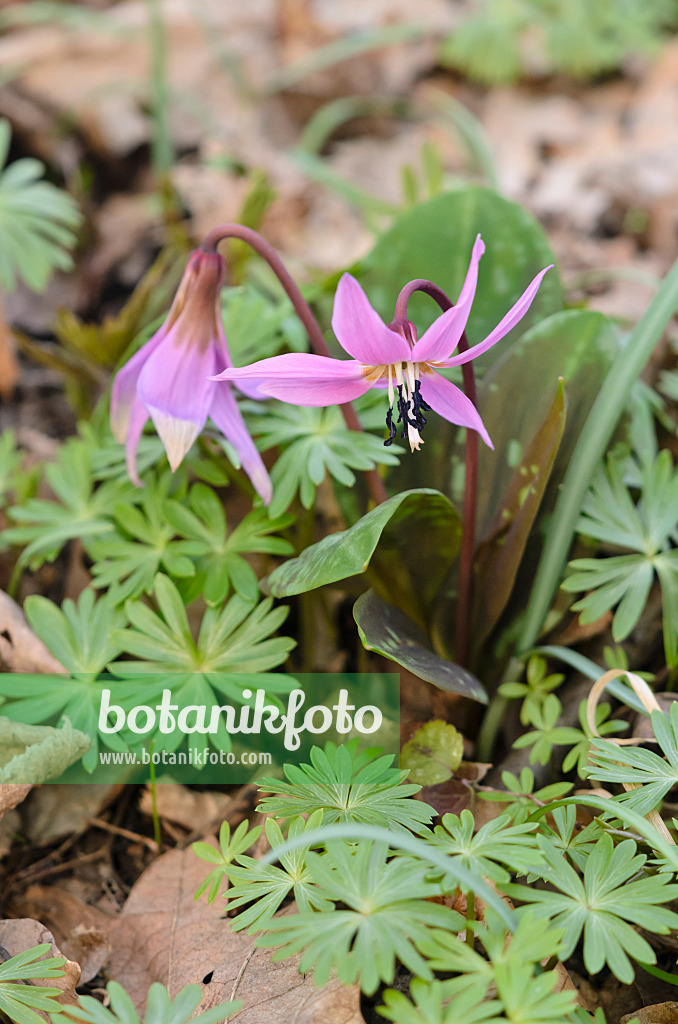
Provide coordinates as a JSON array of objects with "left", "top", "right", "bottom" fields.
[
  {"left": 202, "top": 224, "right": 388, "bottom": 506},
  {"left": 394, "top": 278, "right": 478, "bottom": 667}
]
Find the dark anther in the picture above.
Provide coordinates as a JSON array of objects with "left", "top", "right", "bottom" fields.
[{"left": 384, "top": 405, "right": 397, "bottom": 447}]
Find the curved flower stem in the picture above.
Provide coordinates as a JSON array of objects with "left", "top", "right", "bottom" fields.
[
  {"left": 395, "top": 279, "right": 478, "bottom": 667},
  {"left": 201, "top": 223, "right": 388, "bottom": 506}
]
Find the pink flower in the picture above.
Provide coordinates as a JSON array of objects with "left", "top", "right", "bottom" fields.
[
  {"left": 110, "top": 249, "right": 272, "bottom": 504},
  {"left": 212, "top": 236, "right": 552, "bottom": 452}
]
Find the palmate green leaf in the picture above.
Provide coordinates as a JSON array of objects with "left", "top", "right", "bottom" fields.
[
  {"left": 245, "top": 401, "right": 401, "bottom": 517},
  {"left": 255, "top": 840, "right": 461, "bottom": 995},
  {"left": 379, "top": 979, "right": 503, "bottom": 1024},
  {"left": 193, "top": 820, "right": 263, "bottom": 903},
  {"left": 54, "top": 980, "right": 240, "bottom": 1024},
  {"left": 512, "top": 694, "right": 583, "bottom": 766},
  {"left": 586, "top": 701, "right": 678, "bottom": 816},
  {"left": 0, "top": 943, "right": 66, "bottom": 1024},
  {"left": 479, "top": 767, "right": 573, "bottom": 825},
  {"left": 163, "top": 484, "right": 294, "bottom": 605},
  {"left": 86, "top": 488, "right": 201, "bottom": 604},
  {"left": 0, "top": 118, "right": 81, "bottom": 292},
  {"left": 427, "top": 809, "right": 542, "bottom": 887},
  {"left": 221, "top": 283, "right": 307, "bottom": 364},
  {"left": 109, "top": 574, "right": 296, "bottom": 757},
  {"left": 257, "top": 740, "right": 435, "bottom": 834},
  {"left": 115, "top": 574, "right": 294, "bottom": 675},
  {"left": 0, "top": 429, "right": 22, "bottom": 509},
  {"left": 504, "top": 834, "right": 678, "bottom": 983},
  {"left": 562, "top": 452, "right": 678, "bottom": 664},
  {"left": 2, "top": 438, "right": 134, "bottom": 569},
  {"left": 24, "top": 588, "right": 125, "bottom": 676},
  {"left": 418, "top": 912, "right": 567, "bottom": 1009},
  {"left": 222, "top": 812, "right": 332, "bottom": 931}
]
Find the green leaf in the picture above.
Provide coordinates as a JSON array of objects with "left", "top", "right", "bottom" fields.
[
  {"left": 163, "top": 486, "right": 294, "bottom": 606},
  {"left": 428, "top": 809, "right": 542, "bottom": 887},
  {"left": 0, "top": 117, "right": 81, "bottom": 292},
  {"left": 262, "top": 489, "right": 460, "bottom": 614},
  {"left": 520, "top": 253, "right": 678, "bottom": 654},
  {"left": 255, "top": 840, "right": 462, "bottom": 995},
  {"left": 562, "top": 452, "right": 678, "bottom": 665},
  {"left": 505, "top": 833, "right": 678, "bottom": 983},
  {"left": 248, "top": 400, "right": 402, "bottom": 517},
  {"left": 3, "top": 438, "right": 134, "bottom": 569},
  {"left": 472, "top": 310, "right": 617, "bottom": 540},
  {"left": 353, "top": 590, "right": 487, "bottom": 703},
  {"left": 55, "top": 980, "right": 240, "bottom": 1024},
  {"left": 401, "top": 720, "right": 464, "bottom": 786},
  {"left": 257, "top": 739, "right": 435, "bottom": 835},
  {"left": 24, "top": 588, "right": 126, "bottom": 676},
  {"left": 469, "top": 377, "right": 567, "bottom": 655}
]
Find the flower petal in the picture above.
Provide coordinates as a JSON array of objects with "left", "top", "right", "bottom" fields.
[
  {"left": 209, "top": 384, "right": 272, "bottom": 505},
  {"left": 212, "top": 316, "right": 266, "bottom": 401},
  {"left": 331, "top": 273, "right": 410, "bottom": 364},
  {"left": 213, "top": 353, "right": 372, "bottom": 406},
  {"left": 438, "top": 265, "right": 553, "bottom": 368},
  {"left": 110, "top": 328, "right": 165, "bottom": 442},
  {"left": 410, "top": 234, "right": 485, "bottom": 363},
  {"left": 420, "top": 371, "right": 493, "bottom": 448},
  {"left": 137, "top": 328, "right": 218, "bottom": 471},
  {"left": 125, "top": 398, "right": 150, "bottom": 486}
]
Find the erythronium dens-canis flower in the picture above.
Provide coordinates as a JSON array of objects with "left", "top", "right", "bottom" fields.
[
  {"left": 110, "top": 248, "right": 272, "bottom": 503},
  {"left": 212, "top": 236, "right": 552, "bottom": 452}
]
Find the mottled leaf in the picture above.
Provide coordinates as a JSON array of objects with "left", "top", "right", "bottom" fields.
[
  {"left": 353, "top": 590, "right": 487, "bottom": 703},
  {"left": 262, "top": 490, "right": 459, "bottom": 617},
  {"left": 473, "top": 309, "right": 617, "bottom": 537},
  {"left": 469, "top": 378, "right": 567, "bottom": 656}
]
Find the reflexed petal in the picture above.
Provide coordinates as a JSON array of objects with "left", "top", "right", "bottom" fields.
[
  {"left": 110, "top": 328, "right": 165, "bottom": 442},
  {"left": 438, "top": 264, "right": 553, "bottom": 368},
  {"left": 213, "top": 352, "right": 371, "bottom": 406},
  {"left": 209, "top": 384, "right": 272, "bottom": 505},
  {"left": 420, "top": 371, "right": 493, "bottom": 448},
  {"left": 410, "top": 234, "right": 485, "bottom": 363},
  {"left": 125, "top": 398, "right": 150, "bottom": 486},
  {"left": 137, "top": 327, "right": 217, "bottom": 471},
  {"left": 331, "top": 273, "right": 410, "bottom": 364}
]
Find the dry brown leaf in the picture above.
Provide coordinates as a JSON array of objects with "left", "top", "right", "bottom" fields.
[
  {"left": 0, "top": 591, "right": 66, "bottom": 674},
  {"left": 0, "top": 808, "right": 19, "bottom": 856},
  {"left": 622, "top": 1003, "right": 678, "bottom": 1024},
  {"left": 9, "top": 887, "right": 112, "bottom": 984},
  {"left": 0, "top": 783, "right": 32, "bottom": 821},
  {"left": 0, "top": 918, "right": 80, "bottom": 1007},
  {"left": 0, "top": 298, "right": 19, "bottom": 399},
  {"left": 23, "top": 784, "right": 121, "bottom": 844},
  {"left": 106, "top": 841, "right": 364, "bottom": 1023}
]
